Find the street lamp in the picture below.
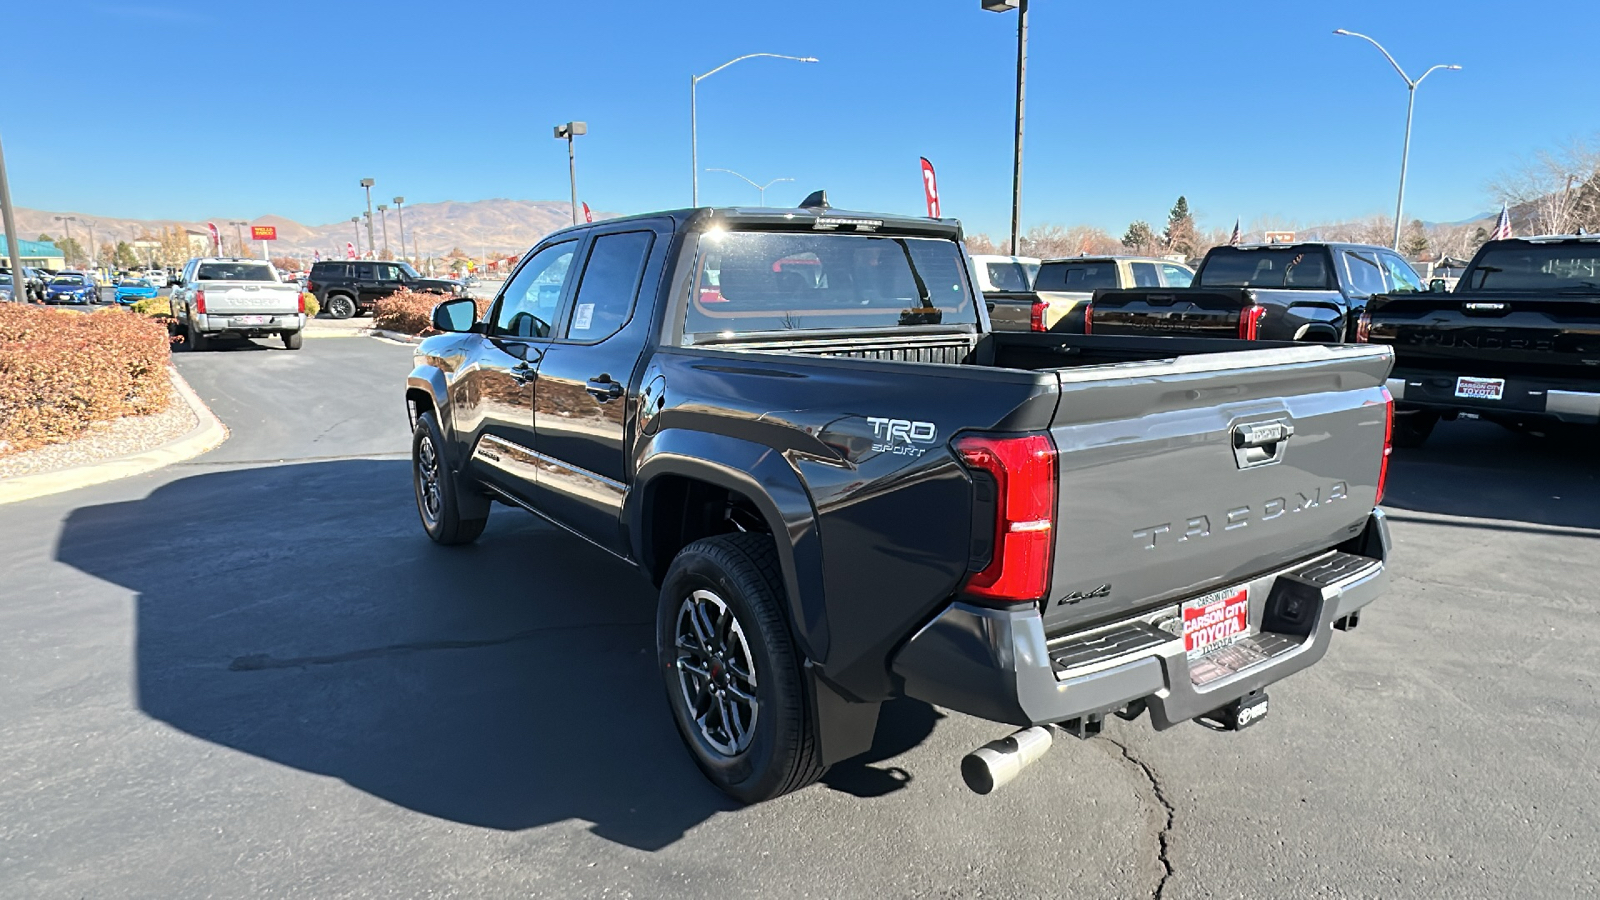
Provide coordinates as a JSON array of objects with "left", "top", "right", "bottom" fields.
[
  {"left": 983, "top": 0, "right": 1028, "bottom": 256},
  {"left": 691, "top": 53, "right": 817, "bottom": 206},
  {"left": 553, "top": 121, "right": 587, "bottom": 225},
  {"left": 350, "top": 216, "right": 362, "bottom": 258},
  {"left": 228, "top": 220, "right": 248, "bottom": 257},
  {"left": 377, "top": 204, "right": 391, "bottom": 258},
  {"left": 0, "top": 133, "right": 24, "bottom": 300},
  {"left": 1334, "top": 29, "right": 1461, "bottom": 251},
  {"left": 706, "top": 168, "right": 794, "bottom": 206},
  {"left": 393, "top": 196, "right": 408, "bottom": 263},
  {"left": 359, "top": 178, "right": 376, "bottom": 259}
]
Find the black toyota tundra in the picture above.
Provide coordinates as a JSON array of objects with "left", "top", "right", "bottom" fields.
[
  {"left": 404, "top": 200, "right": 1396, "bottom": 802},
  {"left": 1365, "top": 235, "right": 1600, "bottom": 446}
]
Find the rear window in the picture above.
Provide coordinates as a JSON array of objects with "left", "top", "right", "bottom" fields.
[
  {"left": 1199, "top": 248, "right": 1334, "bottom": 289},
  {"left": 311, "top": 262, "right": 345, "bottom": 277},
  {"left": 685, "top": 232, "right": 976, "bottom": 339},
  {"left": 983, "top": 260, "right": 1035, "bottom": 292},
  {"left": 197, "top": 262, "right": 277, "bottom": 282},
  {"left": 1466, "top": 243, "right": 1600, "bottom": 291},
  {"left": 1035, "top": 261, "right": 1120, "bottom": 292}
]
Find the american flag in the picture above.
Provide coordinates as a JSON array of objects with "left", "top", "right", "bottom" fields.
[
  {"left": 1229, "top": 218, "right": 1242, "bottom": 246},
  {"left": 1492, "top": 203, "right": 1513, "bottom": 240}
]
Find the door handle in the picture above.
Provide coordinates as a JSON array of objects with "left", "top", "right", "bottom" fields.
[
  {"left": 586, "top": 376, "right": 624, "bottom": 401},
  {"left": 509, "top": 361, "right": 535, "bottom": 385}
]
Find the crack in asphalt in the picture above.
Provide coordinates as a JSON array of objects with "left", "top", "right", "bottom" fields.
[
  {"left": 1106, "top": 737, "right": 1175, "bottom": 900},
  {"left": 229, "top": 621, "right": 637, "bottom": 671}
]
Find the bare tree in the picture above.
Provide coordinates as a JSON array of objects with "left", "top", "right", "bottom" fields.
[{"left": 1488, "top": 135, "right": 1600, "bottom": 235}]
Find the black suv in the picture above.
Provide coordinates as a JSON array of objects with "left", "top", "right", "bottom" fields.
[{"left": 306, "top": 260, "right": 464, "bottom": 319}]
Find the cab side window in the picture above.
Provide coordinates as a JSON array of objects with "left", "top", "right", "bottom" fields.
[
  {"left": 1379, "top": 252, "right": 1424, "bottom": 293},
  {"left": 353, "top": 263, "right": 377, "bottom": 281},
  {"left": 1160, "top": 264, "right": 1194, "bottom": 288},
  {"left": 1340, "top": 251, "right": 1386, "bottom": 297},
  {"left": 492, "top": 241, "right": 577, "bottom": 338},
  {"left": 564, "top": 231, "right": 655, "bottom": 342},
  {"left": 1130, "top": 262, "right": 1161, "bottom": 287}
]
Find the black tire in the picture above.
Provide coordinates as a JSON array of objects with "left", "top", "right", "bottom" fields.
[
  {"left": 282, "top": 330, "right": 303, "bottom": 350},
  {"left": 411, "top": 411, "right": 488, "bottom": 545},
  {"left": 326, "top": 294, "right": 356, "bottom": 319},
  {"left": 1392, "top": 411, "right": 1437, "bottom": 449},
  {"left": 185, "top": 321, "right": 210, "bottom": 352},
  {"left": 657, "top": 533, "right": 825, "bottom": 804}
]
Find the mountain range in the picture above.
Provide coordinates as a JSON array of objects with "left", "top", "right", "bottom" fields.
[{"left": 7, "top": 199, "right": 602, "bottom": 262}]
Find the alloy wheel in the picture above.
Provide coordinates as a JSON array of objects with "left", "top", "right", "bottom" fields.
[
  {"left": 674, "top": 589, "right": 760, "bottom": 756},
  {"left": 415, "top": 434, "right": 442, "bottom": 526}
]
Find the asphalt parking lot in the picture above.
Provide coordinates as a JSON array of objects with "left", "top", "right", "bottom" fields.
[{"left": 1, "top": 336, "right": 1596, "bottom": 898}]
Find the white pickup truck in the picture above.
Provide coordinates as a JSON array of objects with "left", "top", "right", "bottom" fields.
[{"left": 170, "top": 258, "right": 307, "bottom": 351}]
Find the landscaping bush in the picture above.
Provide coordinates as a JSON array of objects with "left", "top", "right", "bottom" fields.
[
  {"left": 301, "top": 292, "right": 320, "bottom": 319},
  {"left": 0, "top": 304, "right": 173, "bottom": 455},
  {"left": 373, "top": 289, "right": 489, "bottom": 335},
  {"left": 130, "top": 296, "right": 171, "bottom": 317}
]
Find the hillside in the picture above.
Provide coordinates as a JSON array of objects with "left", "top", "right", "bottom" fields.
[{"left": 8, "top": 199, "right": 600, "bottom": 261}]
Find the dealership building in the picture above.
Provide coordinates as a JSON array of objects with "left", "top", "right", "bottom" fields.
[{"left": 0, "top": 236, "right": 67, "bottom": 270}]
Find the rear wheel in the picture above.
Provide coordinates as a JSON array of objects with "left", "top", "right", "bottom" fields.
[
  {"left": 282, "top": 330, "right": 303, "bottom": 350},
  {"left": 1391, "top": 411, "right": 1437, "bottom": 448},
  {"left": 658, "top": 534, "right": 825, "bottom": 803},
  {"left": 185, "top": 322, "right": 211, "bottom": 352},
  {"left": 326, "top": 294, "right": 356, "bottom": 319},
  {"left": 412, "top": 411, "right": 488, "bottom": 544}
]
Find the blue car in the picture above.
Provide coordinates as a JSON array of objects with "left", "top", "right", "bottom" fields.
[
  {"left": 44, "top": 272, "right": 99, "bottom": 305},
  {"left": 113, "top": 278, "right": 159, "bottom": 305}
]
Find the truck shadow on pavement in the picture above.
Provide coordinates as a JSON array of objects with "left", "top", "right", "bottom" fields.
[
  {"left": 1384, "top": 422, "right": 1600, "bottom": 532},
  {"left": 55, "top": 458, "right": 937, "bottom": 850}
]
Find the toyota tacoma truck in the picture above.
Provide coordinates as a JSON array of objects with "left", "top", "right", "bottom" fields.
[
  {"left": 988, "top": 255, "right": 1194, "bottom": 334},
  {"left": 404, "top": 200, "right": 1396, "bottom": 802},
  {"left": 1086, "top": 242, "right": 1425, "bottom": 344},
  {"left": 1365, "top": 235, "right": 1600, "bottom": 446},
  {"left": 170, "top": 257, "right": 307, "bottom": 350}
]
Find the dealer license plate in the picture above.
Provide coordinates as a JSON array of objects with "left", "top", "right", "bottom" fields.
[
  {"left": 234, "top": 315, "right": 269, "bottom": 326},
  {"left": 1454, "top": 376, "right": 1505, "bottom": 400},
  {"left": 1182, "top": 586, "right": 1250, "bottom": 660}
]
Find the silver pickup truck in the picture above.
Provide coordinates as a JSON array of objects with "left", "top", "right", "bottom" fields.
[{"left": 170, "top": 257, "right": 307, "bottom": 351}]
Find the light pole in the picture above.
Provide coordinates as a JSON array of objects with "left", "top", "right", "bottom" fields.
[
  {"left": 0, "top": 133, "right": 23, "bottom": 300},
  {"left": 84, "top": 220, "right": 98, "bottom": 270},
  {"left": 393, "top": 196, "right": 408, "bottom": 263},
  {"left": 691, "top": 53, "right": 817, "bottom": 206},
  {"left": 360, "top": 178, "right": 376, "bottom": 258},
  {"left": 54, "top": 216, "right": 78, "bottom": 266},
  {"left": 553, "top": 121, "right": 587, "bottom": 225},
  {"left": 350, "top": 216, "right": 362, "bottom": 258},
  {"left": 1334, "top": 29, "right": 1460, "bottom": 251},
  {"left": 706, "top": 168, "right": 794, "bottom": 205},
  {"left": 983, "top": 0, "right": 1028, "bottom": 256},
  {"left": 377, "top": 204, "right": 391, "bottom": 258},
  {"left": 229, "top": 220, "right": 247, "bottom": 256}
]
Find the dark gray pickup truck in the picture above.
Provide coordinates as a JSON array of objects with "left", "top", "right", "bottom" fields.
[{"left": 405, "top": 201, "right": 1396, "bottom": 802}]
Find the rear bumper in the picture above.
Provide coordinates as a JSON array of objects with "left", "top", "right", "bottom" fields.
[
  {"left": 196, "top": 312, "right": 306, "bottom": 336},
  {"left": 1388, "top": 371, "right": 1600, "bottom": 424},
  {"left": 892, "top": 510, "right": 1390, "bottom": 730}
]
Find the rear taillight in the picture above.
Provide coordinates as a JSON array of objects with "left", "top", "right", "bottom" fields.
[
  {"left": 194, "top": 289, "right": 206, "bottom": 314},
  {"left": 298, "top": 292, "right": 308, "bottom": 314},
  {"left": 954, "top": 432, "right": 1057, "bottom": 603},
  {"left": 1083, "top": 302, "right": 1093, "bottom": 335},
  {"left": 1355, "top": 309, "right": 1372, "bottom": 342},
  {"left": 306, "top": 279, "right": 318, "bottom": 293},
  {"left": 1238, "top": 304, "right": 1265, "bottom": 340},
  {"left": 1377, "top": 386, "right": 1393, "bottom": 504},
  {"left": 1029, "top": 300, "right": 1047, "bottom": 332}
]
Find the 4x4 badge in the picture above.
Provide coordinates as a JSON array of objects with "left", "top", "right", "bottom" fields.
[{"left": 1057, "top": 584, "right": 1111, "bottom": 606}]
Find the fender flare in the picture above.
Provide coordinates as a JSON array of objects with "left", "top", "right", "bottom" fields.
[
  {"left": 406, "top": 367, "right": 467, "bottom": 471},
  {"left": 629, "top": 428, "right": 830, "bottom": 665}
]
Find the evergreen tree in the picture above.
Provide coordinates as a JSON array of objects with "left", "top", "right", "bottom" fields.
[
  {"left": 1163, "top": 196, "right": 1196, "bottom": 256},
  {"left": 1122, "top": 220, "right": 1155, "bottom": 253},
  {"left": 1400, "top": 220, "right": 1430, "bottom": 258}
]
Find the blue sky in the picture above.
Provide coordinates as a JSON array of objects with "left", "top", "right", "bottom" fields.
[{"left": 1, "top": 0, "right": 1590, "bottom": 237}]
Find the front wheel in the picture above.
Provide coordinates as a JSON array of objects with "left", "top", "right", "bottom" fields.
[
  {"left": 657, "top": 534, "right": 825, "bottom": 804},
  {"left": 325, "top": 294, "right": 356, "bottom": 319},
  {"left": 412, "top": 411, "right": 488, "bottom": 544}
]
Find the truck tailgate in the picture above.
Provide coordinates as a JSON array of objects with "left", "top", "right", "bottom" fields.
[
  {"left": 1041, "top": 343, "right": 1392, "bottom": 634},
  {"left": 1369, "top": 292, "right": 1600, "bottom": 376},
  {"left": 201, "top": 283, "right": 301, "bottom": 315},
  {"left": 1089, "top": 288, "right": 1252, "bottom": 338}
]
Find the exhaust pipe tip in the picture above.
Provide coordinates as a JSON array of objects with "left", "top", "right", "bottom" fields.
[{"left": 960, "top": 726, "right": 1053, "bottom": 795}]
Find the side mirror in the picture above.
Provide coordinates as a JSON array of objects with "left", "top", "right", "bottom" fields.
[
  {"left": 431, "top": 297, "right": 478, "bottom": 333},
  {"left": 1429, "top": 279, "right": 1447, "bottom": 292}
]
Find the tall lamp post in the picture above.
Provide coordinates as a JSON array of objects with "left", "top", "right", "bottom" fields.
[
  {"left": 706, "top": 168, "right": 793, "bottom": 205},
  {"left": 983, "top": 0, "right": 1028, "bottom": 256},
  {"left": 553, "top": 121, "right": 587, "bottom": 225},
  {"left": 691, "top": 53, "right": 817, "bottom": 206},
  {"left": 377, "top": 204, "right": 391, "bottom": 258},
  {"left": 228, "top": 220, "right": 248, "bottom": 256},
  {"left": 0, "top": 133, "right": 23, "bottom": 300},
  {"left": 1334, "top": 29, "right": 1460, "bottom": 251},
  {"left": 359, "top": 178, "right": 376, "bottom": 257},
  {"left": 350, "top": 216, "right": 362, "bottom": 258},
  {"left": 393, "top": 196, "right": 408, "bottom": 263}
]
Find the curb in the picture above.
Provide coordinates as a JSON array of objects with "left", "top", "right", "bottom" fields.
[
  {"left": 370, "top": 329, "right": 423, "bottom": 345},
  {"left": 0, "top": 366, "right": 230, "bottom": 505}
]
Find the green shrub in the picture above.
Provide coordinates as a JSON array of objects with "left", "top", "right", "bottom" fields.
[
  {"left": 130, "top": 296, "right": 171, "bottom": 317},
  {"left": 301, "top": 292, "right": 320, "bottom": 319},
  {"left": 0, "top": 304, "right": 172, "bottom": 455}
]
